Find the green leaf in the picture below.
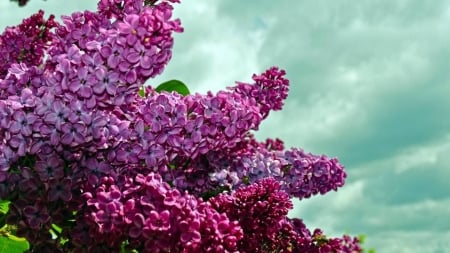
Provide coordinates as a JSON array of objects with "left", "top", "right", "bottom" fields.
[
  {"left": 155, "top": 80, "right": 190, "bottom": 96},
  {"left": 121, "top": 240, "right": 139, "bottom": 253},
  {"left": 0, "top": 200, "right": 10, "bottom": 215},
  {"left": 51, "top": 224, "right": 62, "bottom": 234},
  {"left": 358, "top": 234, "right": 366, "bottom": 244},
  {"left": 0, "top": 235, "right": 29, "bottom": 253},
  {"left": 138, "top": 86, "right": 145, "bottom": 97}
]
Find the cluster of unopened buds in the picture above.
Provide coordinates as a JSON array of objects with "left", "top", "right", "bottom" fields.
[{"left": 0, "top": 0, "right": 362, "bottom": 252}]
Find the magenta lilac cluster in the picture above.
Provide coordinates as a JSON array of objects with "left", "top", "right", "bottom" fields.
[
  {"left": 211, "top": 178, "right": 362, "bottom": 253},
  {"left": 0, "top": 0, "right": 362, "bottom": 252}
]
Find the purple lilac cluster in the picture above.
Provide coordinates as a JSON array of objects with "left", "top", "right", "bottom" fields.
[
  {"left": 0, "top": 0, "right": 362, "bottom": 252},
  {"left": 289, "top": 219, "right": 362, "bottom": 253},
  {"left": 233, "top": 67, "right": 289, "bottom": 119},
  {"left": 210, "top": 177, "right": 294, "bottom": 252},
  {"left": 0, "top": 10, "right": 57, "bottom": 80},
  {"left": 170, "top": 134, "right": 346, "bottom": 200},
  {"left": 72, "top": 172, "right": 243, "bottom": 252},
  {"left": 211, "top": 178, "right": 362, "bottom": 253}
]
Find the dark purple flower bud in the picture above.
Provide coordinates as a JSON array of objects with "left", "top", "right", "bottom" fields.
[{"left": 48, "top": 178, "right": 72, "bottom": 202}]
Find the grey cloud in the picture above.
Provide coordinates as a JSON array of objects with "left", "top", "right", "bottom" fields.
[
  {"left": 367, "top": 231, "right": 450, "bottom": 253},
  {"left": 0, "top": 1, "right": 97, "bottom": 31},
  {"left": 242, "top": 0, "right": 450, "bottom": 168}
]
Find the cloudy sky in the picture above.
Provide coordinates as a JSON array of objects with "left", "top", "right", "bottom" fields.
[{"left": 2, "top": 0, "right": 450, "bottom": 252}]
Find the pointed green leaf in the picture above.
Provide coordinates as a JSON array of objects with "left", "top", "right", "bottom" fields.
[
  {"left": 155, "top": 80, "right": 190, "bottom": 96},
  {"left": 0, "top": 200, "right": 9, "bottom": 215},
  {"left": 0, "top": 235, "right": 29, "bottom": 253},
  {"left": 51, "top": 224, "right": 62, "bottom": 234}
]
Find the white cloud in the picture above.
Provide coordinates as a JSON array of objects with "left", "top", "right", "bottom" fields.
[
  {"left": 393, "top": 141, "right": 445, "bottom": 174},
  {"left": 368, "top": 231, "right": 450, "bottom": 253},
  {"left": 354, "top": 134, "right": 450, "bottom": 177},
  {"left": 150, "top": 1, "right": 269, "bottom": 94},
  {"left": 289, "top": 180, "right": 366, "bottom": 229},
  {"left": 290, "top": 135, "right": 450, "bottom": 251}
]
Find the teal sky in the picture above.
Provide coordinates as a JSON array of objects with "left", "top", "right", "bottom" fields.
[{"left": 2, "top": 1, "right": 450, "bottom": 252}]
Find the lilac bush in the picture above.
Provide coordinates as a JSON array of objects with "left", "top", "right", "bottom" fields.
[{"left": 0, "top": 0, "right": 362, "bottom": 252}]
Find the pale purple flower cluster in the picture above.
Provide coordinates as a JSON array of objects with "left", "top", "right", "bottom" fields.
[
  {"left": 136, "top": 86, "right": 263, "bottom": 161},
  {"left": 171, "top": 135, "right": 346, "bottom": 200},
  {"left": 0, "top": 0, "right": 362, "bottom": 252},
  {"left": 41, "top": 0, "right": 182, "bottom": 107}
]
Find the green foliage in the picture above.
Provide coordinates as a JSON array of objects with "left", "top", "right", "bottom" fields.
[
  {"left": 0, "top": 200, "right": 28, "bottom": 252},
  {"left": 200, "top": 185, "right": 230, "bottom": 200},
  {"left": 138, "top": 86, "right": 146, "bottom": 97},
  {"left": 0, "top": 200, "right": 10, "bottom": 229},
  {"left": 138, "top": 80, "right": 190, "bottom": 98},
  {"left": 120, "top": 240, "right": 139, "bottom": 253},
  {"left": 0, "top": 200, "right": 9, "bottom": 215},
  {"left": 155, "top": 80, "right": 190, "bottom": 96},
  {"left": 359, "top": 234, "right": 376, "bottom": 253},
  {"left": 0, "top": 232, "right": 29, "bottom": 253}
]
